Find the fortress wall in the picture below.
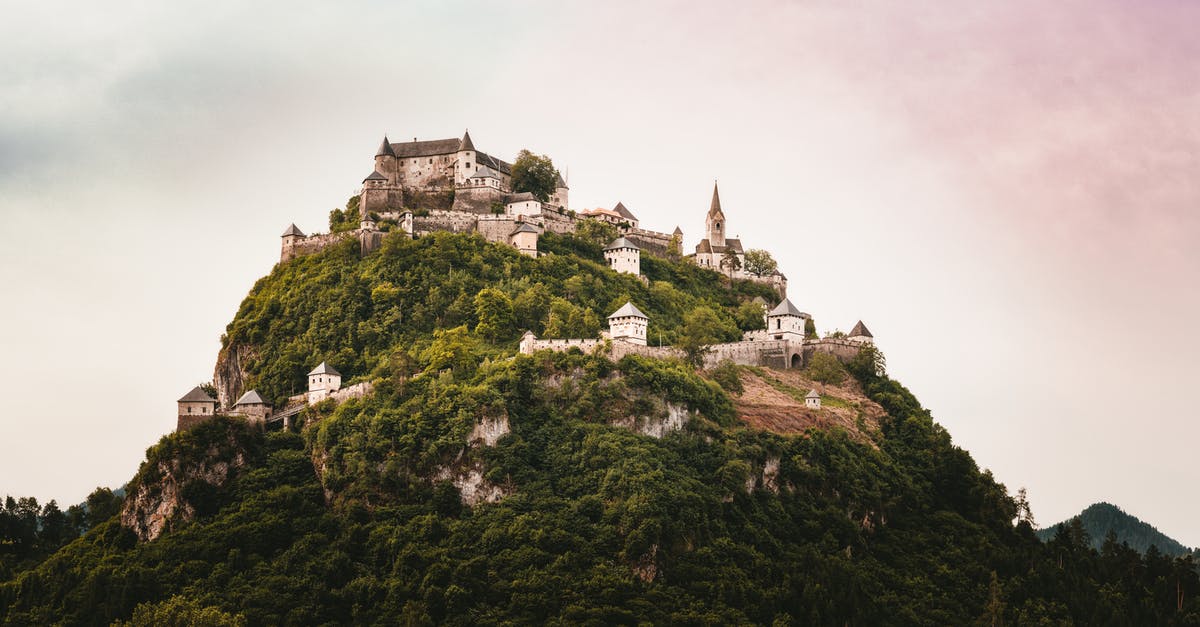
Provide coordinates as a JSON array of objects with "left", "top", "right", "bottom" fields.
[
  {"left": 476, "top": 215, "right": 522, "bottom": 244},
  {"left": 625, "top": 228, "right": 672, "bottom": 256},
  {"left": 540, "top": 209, "right": 578, "bottom": 234},
  {"left": 704, "top": 339, "right": 795, "bottom": 369},
  {"left": 452, "top": 186, "right": 504, "bottom": 214},
  {"left": 609, "top": 342, "right": 681, "bottom": 362},
  {"left": 414, "top": 210, "right": 479, "bottom": 235},
  {"left": 329, "top": 381, "right": 374, "bottom": 403},
  {"left": 281, "top": 231, "right": 352, "bottom": 262},
  {"left": 803, "top": 338, "right": 865, "bottom": 365}
]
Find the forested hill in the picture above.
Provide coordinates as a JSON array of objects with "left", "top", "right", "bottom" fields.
[
  {"left": 1037, "top": 502, "right": 1194, "bottom": 557},
  {"left": 3, "top": 227, "right": 1200, "bottom": 625}
]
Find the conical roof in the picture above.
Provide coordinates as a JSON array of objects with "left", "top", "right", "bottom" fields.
[
  {"left": 707, "top": 181, "right": 724, "bottom": 218},
  {"left": 604, "top": 236, "right": 639, "bottom": 251},
  {"left": 555, "top": 172, "right": 568, "bottom": 188},
  {"left": 608, "top": 301, "right": 648, "bottom": 320},
  {"left": 363, "top": 170, "right": 387, "bottom": 182},
  {"left": 849, "top": 320, "right": 873, "bottom": 338},
  {"left": 376, "top": 135, "right": 396, "bottom": 157},
  {"left": 308, "top": 362, "right": 341, "bottom": 376},
  {"left": 612, "top": 202, "right": 638, "bottom": 221},
  {"left": 282, "top": 223, "right": 305, "bottom": 237},
  {"left": 767, "top": 298, "right": 806, "bottom": 317},
  {"left": 234, "top": 390, "right": 267, "bottom": 406},
  {"left": 178, "top": 386, "right": 216, "bottom": 403},
  {"left": 459, "top": 130, "right": 475, "bottom": 152}
]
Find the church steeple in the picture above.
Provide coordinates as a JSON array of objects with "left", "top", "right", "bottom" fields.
[{"left": 706, "top": 181, "right": 726, "bottom": 248}]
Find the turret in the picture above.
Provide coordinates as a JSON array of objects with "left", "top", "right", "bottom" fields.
[
  {"left": 551, "top": 171, "right": 569, "bottom": 209},
  {"left": 848, "top": 320, "right": 874, "bottom": 344},
  {"left": 307, "top": 362, "right": 342, "bottom": 404},
  {"left": 671, "top": 226, "right": 683, "bottom": 256},
  {"left": 706, "top": 181, "right": 726, "bottom": 248},
  {"left": 360, "top": 170, "right": 388, "bottom": 215},
  {"left": 764, "top": 298, "right": 809, "bottom": 341},
  {"left": 374, "top": 135, "right": 397, "bottom": 184},
  {"left": 177, "top": 386, "right": 217, "bottom": 431},
  {"left": 232, "top": 390, "right": 272, "bottom": 424},
  {"left": 456, "top": 130, "right": 476, "bottom": 185},
  {"left": 280, "top": 223, "right": 306, "bottom": 262},
  {"left": 604, "top": 236, "right": 640, "bottom": 276},
  {"left": 607, "top": 301, "right": 648, "bottom": 346}
]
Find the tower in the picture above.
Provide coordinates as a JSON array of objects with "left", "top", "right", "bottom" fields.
[
  {"left": 510, "top": 222, "right": 539, "bottom": 257},
  {"left": 281, "top": 223, "right": 306, "bottom": 262},
  {"left": 177, "top": 386, "right": 217, "bottom": 431},
  {"left": 848, "top": 320, "right": 874, "bottom": 344},
  {"left": 765, "top": 298, "right": 809, "bottom": 341},
  {"left": 607, "top": 302, "right": 648, "bottom": 345},
  {"left": 706, "top": 181, "right": 726, "bottom": 249},
  {"left": 456, "top": 130, "right": 475, "bottom": 185},
  {"left": 307, "top": 362, "right": 342, "bottom": 404},
  {"left": 374, "top": 135, "right": 398, "bottom": 184},
  {"left": 360, "top": 170, "right": 388, "bottom": 215},
  {"left": 604, "top": 237, "right": 640, "bottom": 275}
]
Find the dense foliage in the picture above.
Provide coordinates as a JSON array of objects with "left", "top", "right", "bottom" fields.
[
  {"left": 1036, "top": 502, "right": 1195, "bottom": 558},
  {"left": 4, "top": 233, "right": 1198, "bottom": 625},
  {"left": 508, "top": 150, "right": 560, "bottom": 202}
]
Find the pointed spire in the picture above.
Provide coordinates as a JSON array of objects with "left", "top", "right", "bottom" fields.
[
  {"left": 708, "top": 180, "right": 723, "bottom": 217},
  {"left": 376, "top": 135, "right": 395, "bottom": 158},
  {"left": 459, "top": 129, "right": 475, "bottom": 152},
  {"left": 673, "top": 226, "right": 683, "bottom": 235},
  {"left": 282, "top": 223, "right": 305, "bottom": 237},
  {"left": 849, "top": 320, "right": 873, "bottom": 338}
]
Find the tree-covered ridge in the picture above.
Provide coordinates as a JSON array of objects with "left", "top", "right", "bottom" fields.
[
  {"left": 4, "top": 232, "right": 1200, "bottom": 625},
  {"left": 221, "top": 230, "right": 776, "bottom": 407},
  {"left": 1036, "top": 502, "right": 1194, "bottom": 557}
]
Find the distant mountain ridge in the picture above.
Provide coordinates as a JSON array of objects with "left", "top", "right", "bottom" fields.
[{"left": 1037, "top": 502, "right": 1194, "bottom": 557}]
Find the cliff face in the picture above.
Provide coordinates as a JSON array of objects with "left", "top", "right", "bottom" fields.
[
  {"left": 120, "top": 418, "right": 259, "bottom": 542},
  {"left": 213, "top": 343, "right": 257, "bottom": 409}
]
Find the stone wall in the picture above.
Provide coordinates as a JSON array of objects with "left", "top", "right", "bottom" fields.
[
  {"left": 520, "top": 338, "right": 603, "bottom": 355},
  {"left": 451, "top": 185, "right": 504, "bottom": 214},
  {"left": 281, "top": 231, "right": 352, "bottom": 262},
  {"left": 705, "top": 339, "right": 797, "bottom": 369},
  {"left": 413, "top": 210, "right": 480, "bottom": 235},
  {"left": 477, "top": 215, "right": 522, "bottom": 244},
  {"left": 328, "top": 381, "right": 373, "bottom": 404},
  {"left": 625, "top": 228, "right": 672, "bottom": 256},
  {"left": 803, "top": 338, "right": 867, "bottom": 365}
]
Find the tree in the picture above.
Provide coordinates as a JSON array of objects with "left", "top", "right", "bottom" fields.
[
  {"left": 575, "top": 218, "right": 619, "bottom": 248},
  {"left": 510, "top": 150, "right": 560, "bottom": 202},
  {"left": 804, "top": 317, "right": 817, "bottom": 340},
  {"left": 122, "top": 595, "right": 247, "bottom": 627},
  {"left": 677, "top": 306, "right": 735, "bottom": 368},
  {"left": 84, "top": 487, "right": 123, "bottom": 528},
  {"left": 1015, "top": 487, "right": 1036, "bottom": 528},
  {"left": 666, "top": 233, "right": 683, "bottom": 260},
  {"left": 720, "top": 250, "right": 742, "bottom": 278},
  {"left": 743, "top": 249, "right": 778, "bottom": 278},
  {"left": 474, "top": 287, "right": 515, "bottom": 343},
  {"left": 734, "top": 301, "right": 766, "bottom": 332},
  {"left": 805, "top": 352, "right": 847, "bottom": 385}
]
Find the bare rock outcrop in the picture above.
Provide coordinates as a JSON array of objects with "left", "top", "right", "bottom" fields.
[{"left": 213, "top": 343, "right": 258, "bottom": 409}]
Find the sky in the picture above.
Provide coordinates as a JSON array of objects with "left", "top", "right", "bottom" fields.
[{"left": 1, "top": 0, "right": 1197, "bottom": 545}]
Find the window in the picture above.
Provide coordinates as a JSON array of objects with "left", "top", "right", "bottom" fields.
[
  {"left": 466, "top": 163, "right": 471, "bottom": 168},
  {"left": 429, "top": 159, "right": 433, "bottom": 164},
  {"left": 188, "top": 406, "right": 193, "bottom": 413}
]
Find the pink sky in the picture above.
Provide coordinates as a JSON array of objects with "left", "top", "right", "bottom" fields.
[{"left": 1, "top": 0, "right": 1197, "bottom": 544}]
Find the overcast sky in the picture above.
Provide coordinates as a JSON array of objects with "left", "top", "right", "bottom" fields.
[{"left": 2, "top": 0, "right": 1197, "bottom": 545}]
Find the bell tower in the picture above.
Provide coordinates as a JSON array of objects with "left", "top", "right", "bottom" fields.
[{"left": 705, "top": 181, "right": 726, "bottom": 248}]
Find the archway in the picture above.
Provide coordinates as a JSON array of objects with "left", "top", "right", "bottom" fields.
[{"left": 790, "top": 353, "right": 802, "bottom": 369}]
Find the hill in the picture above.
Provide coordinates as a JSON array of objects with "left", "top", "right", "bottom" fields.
[
  {"left": 3, "top": 229, "right": 1199, "bottom": 625},
  {"left": 1037, "top": 502, "right": 1194, "bottom": 557}
]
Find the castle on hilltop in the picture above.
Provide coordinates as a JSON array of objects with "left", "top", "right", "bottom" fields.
[{"left": 277, "top": 129, "right": 785, "bottom": 295}]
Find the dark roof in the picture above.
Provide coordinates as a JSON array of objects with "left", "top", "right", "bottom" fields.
[
  {"left": 673, "top": 226, "right": 683, "bottom": 235},
  {"left": 612, "top": 202, "right": 638, "bottom": 222},
  {"left": 234, "top": 390, "right": 267, "bottom": 406},
  {"left": 751, "top": 296, "right": 768, "bottom": 304},
  {"left": 459, "top": 130, "right": 475, "bottom": 152},
  {"left": 363, "top": 170, "right": 387, "bottom": 182},
  {"left": 849, "top": 320, "right": 873, "bottom": 338},
  {"left": 608, "top": 301, "right": 648, "bottom": 319},
  {"left": 511, "top": 223, "right": 539, "bottom": 235},
  {"left": 282, "top": 223, "right": 305, "bottom": 237},
  {"left": 708, "top": 181, "right": 724, "bottom": 218},
  {"left": 389, "top": 137, "right": 463, "bottom": 159},
  {"left": 308, "top": 362, "right": 341, "bottom": 376},
  {"left": 694, "top": 238, "right": 743, "bottom": 255},
  {"left": 506, "top": 191, "right": 538, "bottom": 203},
  {"left": 375, "top": 136, "right": 396, "bottom": 158},
  {"left": 178, "top": 386, "right": 216, "bottom": 403},
  {"left": 475, "top": 151, "right": 512, "bottom": 175},
  {"left": 768, "top": 298, "right": 808, "bottom": 318},
  {"left": 555, "top": 172, "right": 568, "bottom": 188},
  {"left": 604, "top": 236, "right": 639, "bottom": 251}
]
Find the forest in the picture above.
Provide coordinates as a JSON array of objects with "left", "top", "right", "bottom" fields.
[{"left": 2, "top": 227, "right": 1198, "bottom": 625}]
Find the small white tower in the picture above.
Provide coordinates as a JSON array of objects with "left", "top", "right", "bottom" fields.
[
  {"left": 607, "top": 301, "right": 648, "bottom": 346},
  {"left": 604, "top": 237, "right": 641, "bottom": 276},
  {"left": 307, "top": 362, "right": 342, "bottom": 404},
  {"left": 510, "top": 223, "right": 539, "bottom": 257},
  {"left": 805, "top": 389, "right": 821, "bottom": 409},
  {"left": 765, "top": 298, "right": 809, "bottom": 341}
]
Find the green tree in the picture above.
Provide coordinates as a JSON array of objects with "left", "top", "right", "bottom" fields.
[
  {"left": 666, "top": 233, "right": 683, "bottom": 260},
  {"left": 474, "top": 287, "right": 516, "bottom": 343},
  {"left": 329, "top": 195, "right": 361, "bottom": 233},
  {"left": 734, "top": 301, "right": 766, "bottom": 332},
  {"left": 84, "top": 487, "right": 123, "bottom": 528},
  {"left": 709, "top": 360, "right": 744, "bottom": 395},
  {"left": 804, "top": 317, "right": 817, "bottom": 339},
  {"left": 743, "top": 249, "right": 778, "bottom": 277},
  {"left": 805, "top": 352, "right": 847, "bottom": 385},
  {"left": 575, "top": 218, "right": 619, "bottom": 248},
  {"left": 720, "top": 250, "right": 742, "bottom": 277},
  {"left": 419, "top": 326, "right": 481, "bottom": 377},
  {"left": 122, "top": 595, "right": 247, "bottom": 627},
  {"left": 510, "top": 150, "right": 560, "bottom": 202},
  {"left": 677, "top": 306, "right": 734, "bottom": 368}
]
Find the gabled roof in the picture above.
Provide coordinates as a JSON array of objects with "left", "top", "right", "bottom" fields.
[
  {"left": 511, "top": 223, "right": 539, "bottom": 235},
  {"left": 308, "top": 362, "right": 341, "bottom": 376},
  {"left": 475, "top": 151, "right": 512, "bottom": 175},
  {"left": 234, "top": 390, "right": 267, "bottom": 406},
  {"left": 469, "top": 165, "right": 500, "bottom": 180},
  {"left": 612, "top": 202, "right": 638, "bottom": 222},
  {"left": 806, "top": 389, "right": 820, "bottom": 399},
  {"left": 604, "top": 236, "right": 639, "bottom": 252},
  {"left": 376, "top": 135, "right": 396, "bottom": 158},
  {"left": 694, "top": 238, "right": 744, "bottom": 255},
  {"left": 673, "top": 226, "right": 683, "bottom": 235},
  {"left": 178, "top": 386, "right": 216, "bottom": 403},
  {"left": 767, "top": 298, "right": 807, "bottom": 318},
  {"left": 506, "top": 191, "right": 538, "bottom": 203},
  {"left": 459, "top": 130, "right": 475, "bottom": 152},
  {"left": 708, "top": 181, "right": 724, "bottom": 218},
  {"left": 849, "top": 320, "right": 873, "bottom": 338},
  {"left": 282, "top": 223, "right": 305, "bottom": 237},
  {"left": 363, "top": 170, "right": 387, "bottom": 182},
  {"left": 608, "top": 301, "right": 648, "bottom": 320},
  {"left": 390, "top": 137, "right": 463, "bottom": 159}
]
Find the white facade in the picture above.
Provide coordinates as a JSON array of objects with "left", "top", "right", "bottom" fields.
[
  {"left": 307, "top": 362, "right": 342, "bottom": 404},
  {"left": 604, "top": 237, "right": 640, "bottom": 276},
  {"left": 506, "top": 199, "right": 543, "bottom": 217},
  {"left": 764, "top": 298, "right": 809, "bottom": 341},
  {"left": 608, "top": 301, "right": 648, "bottom": 345},
  {"left": 805, "top": 390, "right": 821, "bottom": 409},
  {"left": 510, "top": 224, "right": 539, "bottom": 257}
]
